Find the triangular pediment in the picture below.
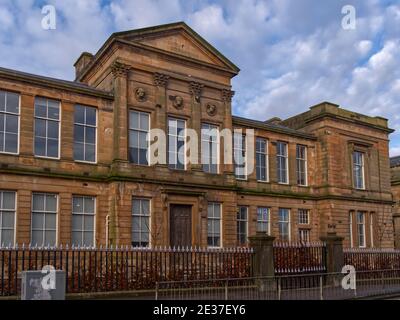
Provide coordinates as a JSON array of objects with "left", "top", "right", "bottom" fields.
[{"left": 113, "top": 22, "right": 239, "bottom": 73}]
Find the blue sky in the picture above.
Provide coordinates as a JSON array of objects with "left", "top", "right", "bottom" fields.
[{"left": 0, "top": 0, "right": 399, "bottom": 154}]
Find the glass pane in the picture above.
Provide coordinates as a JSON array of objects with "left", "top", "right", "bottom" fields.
[
  {"left": 48, "top": 105, "right": 59, "bottom": 120},
  {"left": 35, "top": 104, "right": 47, "bottom": 118},
  {"left": 1, "top": 230, "right": 14, "bottom": 246},
  {"left": 44, "top": 231, "right": 56, "bottom": 246},
  {"left": 2, "top": 192, "right": 15, "bottom": 210},
  {"left": 47, "top": 121, "right": 59, "bottom": 139},
  {"left": 2, "top": 211, "right": 14, "bottom": 228},
  {"left": 0, "top": 91, "right": 5, "bottom": 111},
  {"left": 140, "top": 113, "right": 149, "bottom": 131},
  {"left": 74, "top": 142, "right": 84, "bottom": 161},
  {"left": 34, "top": 137, "right": 46, "bottom": 156},
  {"left": 72, "top": 215, "right": 83, "bottom": 231},
  {"left": 129, "top": 111, "right": 139, "bottom": 129},
  {"left": 0, "top": 114, "right": 4, "bottom": 132},
  {"left": 139, "top": 131, "right": 147, "bottom": 149},
  {"left": 72, "top": 232, "right": 82, "bottom": 246},
  {"left": 0, "top": 132, "right": 3, "bottom": 151},
  {"left": 84, "top": 197, "right": 95, "bottom": 214},
  {"left": 141, "top": 200, "right": 149, "bottom": 215},
  {"left": 132, "top": 231, "right": 140, "bottom": 242},
  {"left": 132, "top": 200, "right": 140, "bottom": 215},
  {"left": 31, "top": 230, "right": 43, "bottom": 247},
  {"left": 6, "top": 93, "right": 19, "bottom": 114},
  {"left": 5, "top": 133, "right": 17, "bottom": 153},
  {"left": 32, "top": 213, "right": 44, "bottom": 229},
  {"left": 35, "top": 119, "right": 46, "bottom": 137},
  {"left": 85, "top": 144, "right": 96, "bottom": 162},
  {"left": 5, "top": 114, "right": 18, "bottom": 133},
  {"left": 140, "top": 216, "right": 149, "bottom": 231},
  {"left": 33, "top": 194, "right": 45, "bottom": 211},
  {"left": 74, "top": 105, "right": 85, "bottom": 124},
  {"left": 46, "top": 194, "right": 57, "bottom": 212},
  {"left": 129, "top": 148, "right": 139, "bottom": 164},
  {"left": 85, "top": 107, "right": 96, "bottom": 126},
  {"left": 86, "top": 127, "right": 96, "bottom": 144},
  {"left": 84, "top": 215, "right": 94, "bottom": 231},
  {"left": 45, "top": 213, "right": 56, "bottom": 229},
  {"left": 72, "top": 197, "right": 83, "bottom": 213},
  {"left": 83, "top": 232, "right": 94, "bottom": 246},
  {"left": 47, "top": 139, "right": 59, "bottom": 157},
  {"left": 132, "top": 217, "right": 140, "bottom": 232},
  {"left": 139, "top": 149, "right": 147, "bottom": 165},
  {"left": 74, "top": 125, "right": 85, "bottom": 143}
]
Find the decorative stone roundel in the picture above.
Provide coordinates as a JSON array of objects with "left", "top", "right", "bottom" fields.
[
  {"left": 206, "top": 103, "right": 217, "bottom": 116},
  {"left": 173, "top": 95, "right": 184, "bottom": 110},
  {"left": 135, "top": 87, "right": 147, "bottom": 102}
]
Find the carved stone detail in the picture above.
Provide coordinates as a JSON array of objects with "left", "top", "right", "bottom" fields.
[
  {"left": 221, "top": 89, "right": 235, "bottom": 102},
  {"left": 153, "top": 73, "right": 170, "bottom": 87},
  {"left": 135, "top": 87, "right": 147, "bottom": 102},
  {"left": 170, "top": 95, "right": 184, "bottom": 110},
  {"left": 189, "top": 82, "right": 204, "bottom": 103},
  {"left": 111, "top": 61, "right": 131, "bottom": 78},
  {"left": 206, "top": 103, "right": 217, "bottom": 116}
]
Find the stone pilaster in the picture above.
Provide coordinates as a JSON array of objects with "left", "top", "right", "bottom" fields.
[
  {"left": 221, "top": 89, "right": 235, "bottom": 176},
  {"left": 111, "top": 61, "right": 131, "bottom": 162},
  {"left": 189, "top": 81, "right": 204, "bottom": 171}
]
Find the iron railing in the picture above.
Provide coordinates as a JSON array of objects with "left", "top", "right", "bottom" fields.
[
  {"left": 273, "top": 241, "right": 326, "bottom": 275},
  {"left": 156, "top": 269, "right": 400, "bottom": 300},
  {"left": 0, "top": 245, "right": 253, "bottom": 296},
  {"left": 344, "top": 248, "right": 400, "bottom": 271}
]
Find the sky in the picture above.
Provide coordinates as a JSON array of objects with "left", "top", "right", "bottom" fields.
[{"left": 0, "top": 0, "right": 399, "bottom": 154}]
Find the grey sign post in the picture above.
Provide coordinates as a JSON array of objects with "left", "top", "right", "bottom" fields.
[{"left": 21, "top": 269, "right": 66, "bottom": 300}]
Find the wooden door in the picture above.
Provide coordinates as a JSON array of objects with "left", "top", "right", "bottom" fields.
[{"left": 170, "top": 204, "right": 192, "bottom": 247}]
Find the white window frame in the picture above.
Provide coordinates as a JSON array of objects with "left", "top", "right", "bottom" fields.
[
  {"left": 71, "top": 195, "right": 96, "bottom": 247},
  {"left": 0, "top": 91, "right": 20, "bottom": 155},
  {"left": 73, "top": 105, "right": 98, "bottom": 164},
  {"left": 207, "top": 202, "right": 222, "bottom": 248},
  {"left": 237, "top": 206, "right": 248, "bottom": 245},
  {"left": 129, "top": 110, "right": 150, "bottom": 166},
  {"left": 168, "top": 117, "right": 186, "bottom": 170},
  {"left": 132, "top": 198, "right": 151, "bottom": 248},
  {"left": 234, "top": 133, "right": 247, "bottom": 180},
  {"left": 296, "top": 144, "right": 308, "bottom": 186},
  {"left": 278, "top": 208, "right": 291, "bottom": 241},
  {"left": 357, "top": 211, "right": 366, "bottom": 248},
  {"left": 201, "top": 123, "right": 220, "bottom": 174},
  {"left": 31, "top": 193, "right": 58, "bottom": 247},
  {"left": 277, "top": 142, "right": 289, "bottom": 184},
  {"left": 34, "top": 97, "right": 61, "bottom": 159},
  {"left": 257, "top": 207, "right": 270, "bottom": 234},
  {"left": 298, "top": 209, "right": 310, "bottom": 225},
  {"left": 0, "top": 190, "right": 17, "bottom": 247},
  {"left": 353, "top": 151, "right": 365, "bottom": 190},
  {"left": 299, "top": 229, "right": 310, "bottom": 242},
  {"left": 256, "top": 138, "right": 269, "bottom": 182}
]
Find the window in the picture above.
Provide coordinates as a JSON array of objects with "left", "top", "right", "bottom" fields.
[
  {"left": 132, "top": 198, "right": 150, "bottom": 247},
  {"left": 349, "top": 212, "right": 354, "bottom": 248},
  {"left": 298, "top": 209, "right": 309, "bottom": 225},
  {"left": 277, "top": 142, "right": 288, "bottom": 184},
  {"left": 201, "top": 123, "right": 219, "bottom": 174},
  {"left": 357, "top": 211, "right": 366, "bottom": 248},
  {"left": 296, "top": 145, "right": 307, "bottom": 186},
  {"left": 278, "top": 208, "right": 290, "bottom": 241},
  {"left": 34, "top": 97, "right": 60, "bottom": 158},
  {"left": 207, "top": 203, "right": 221, "bottom": 247},
  {"left": 234, "top": 133, "right": 246, "bottom": 179},
  {"left": 0, "top": 91, "right": 19, "bottom": 154},
  {"left": 72, "top": 196, "right": 95, "bottom": 247},
  {"left": 256, "top": 138, "right": 268, "bottom": 182},
  {"left": 74, "top": 105, "right": 97, "bottom": 162},
  {"left": 237, "top": 206, "right": 248, "bottom": 245},
  {"left": 257, "top": 207, "right": 270, "bottom": 234},
  {"left": 168, "top": 118, "right": 185, "bottom": 170},
  {"left": 299, "top": 229, "right": 310, "bottom": 242},
  {"left": 0, "top": 191, "right": 16, "bottom": 246},
  {"left": 353, "top": 151, "right": 365, "bottom": 189},
  {"left": 31, "top": 193, "right": 57, "bottom": 247},
  {"left": 129, "top": 110, "right": 149, "bottom": 165}
]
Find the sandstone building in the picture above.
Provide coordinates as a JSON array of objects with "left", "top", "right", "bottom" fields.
[{"left": 0, "top": 22, "right": 394, "bottom": 249}]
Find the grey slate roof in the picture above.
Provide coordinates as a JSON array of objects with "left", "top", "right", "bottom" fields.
[{"left": 390, "top": 156, "right": 400, "bottom": 168}]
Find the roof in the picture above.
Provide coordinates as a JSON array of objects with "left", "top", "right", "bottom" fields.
[
  {"left": 76, "top": 22, "right": 240, "bottom": 82},
  {"left": 390, "top": 156, "right": 400, "bottom": 168},
  {"left": 232, "top": 115, "right": 317, "bottom": 140},
  {"left": 0, "top": 66, "right": 114, "bottom": 100}
]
